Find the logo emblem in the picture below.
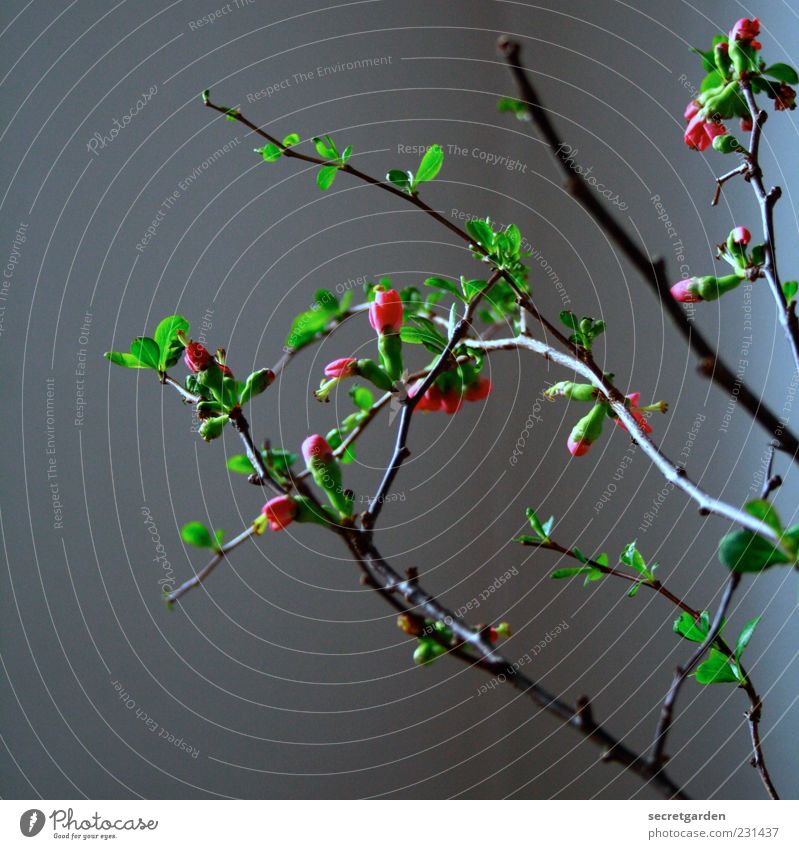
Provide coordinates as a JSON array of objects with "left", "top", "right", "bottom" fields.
[{"left": 20, "top": 810, "right": 45, "bottom": 837}]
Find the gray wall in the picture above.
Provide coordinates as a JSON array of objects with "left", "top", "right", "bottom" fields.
[{"left": 1, "top": 0, "right": 798, "bottom": 799}]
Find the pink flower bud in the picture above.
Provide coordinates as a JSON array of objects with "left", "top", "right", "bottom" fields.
[
  {"left": 465, "top": 377, "right": 492, "bottom": 402},
  {"left": 732, "top": 226, "right": 751, "bottom": 245},
  {"left": 670, "top": 278, "right": 703, "bottom": 303},
  {"left": 614, "top": 393, "right": 653, "bottom": 435},
  {"left": 684, "top": 113, "right": 727, "bottom": 151},
  {"left": 302, "top": 434, "right": 333, "bottom": 465},
  {"left": 684, "top": 99, "right": 700, "bottom": 121},
  {"left": 567, "top": 435, "right": 592, "bottom": 456},
  {"left": 324, "top": 357, "right": 357, "bottom": 379},
  {"left": 262, "top": 495, "right": 297, "bottom": 531},
  {"left": 183, "top": 341, "right": 212, "bottom": 372},
  {"left": 368, "top": 288, "right": 404, "bottom": 334},
  {"left": 730, "top": 17, "right": 760, "bottom": 42}
]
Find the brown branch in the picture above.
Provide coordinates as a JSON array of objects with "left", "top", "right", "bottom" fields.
[
  {"left": 496, "top": 37, "right": 799, "bottom": 461},
  {"left": 362, "top": 272, "right": 501, "bottom": 529},
  {"left": 341, "top": 528, "right": 688, "bottom": 799}
]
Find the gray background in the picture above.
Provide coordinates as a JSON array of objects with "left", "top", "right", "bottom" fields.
[{"left": 1, "top": 0, "right": 798, "bottom": 800}]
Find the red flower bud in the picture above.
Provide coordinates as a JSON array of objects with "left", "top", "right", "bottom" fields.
[
  {"left": 729, "top": 17, "right": 760, "bottom": 42},
  {"left": 731, "top": 226, "right": 751, "bottom": 245},
  {"left": 368, "top": 288, "right": 403, "bottom": 334},
  {"left": 465, "top": 377, "right": 492, "bottom": 402},
  {"left": 183, "top": 341, "right": 212, "bottom": 372},
  {"left": 439, "top": 390, "right": 464, "bottom": 415},
  {"left": 567, "top": 435, "right": 592, "bottom": 456},
  {"left": 684, "top": 113, "right": 727, "bottom": 151},
  {"left": 324, "top": 357, "right": 357, "bottom": 379},
  {"left": 262, "top": 495, "right": 297, "bottom": 531},
  {"left": 302, "top": 434, "right": 333, "bottom": 465},
  {"left": 670, "top": 278, "right": 703, "bottom": 303},
  {"left": 740, "top": 116, "right": 753, "bottom": 132},
  {"left": 411, "top": 382, "right": 443, "bottom": 412}
]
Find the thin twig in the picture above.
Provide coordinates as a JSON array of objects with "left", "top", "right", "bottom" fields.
[
  {"left": 466, "top": 335, "right": 782, "bottom": 543},
  {"left": 496, "top": 37, "right": 799, "bottom": 460},
  {"left": 167, "top": 524, "right": 257, "bottom": 605},
  {"left": 739, "top": 79, "right": 799, "bottom": 375}
]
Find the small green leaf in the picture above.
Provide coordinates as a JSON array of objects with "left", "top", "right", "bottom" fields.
[
  {"left": 105, "top": 351, "right": 148, "bottom": 368},
  {"left": 783, "top": 280, "right": 798, "bottom": 305},
  {"left": 744, "top": 499, "right": 783, "bottom": 534},
  {"left": 154, "top": 315, "right": 189, "bottom": 370},
  {"left": 735, "top": 616, "right": 760, "bottom": 660},
  {"left": 282, "top": 133, "right": 300, "bottom": 147},
  {"left": 695, "top": 649, "right": 742, "bottom": 685},
  {"left": 497, "top": 97, "right": 528, "bottom": 118},
  {"left": 620, "top": 540, "right": 655, "bottom": 581},
  {"left": 181, "top": 521, "right": 214, "bottom": 549},
  {"left": 627, "top": 583, "right": 641, "bottom": 598},
  {"left": 130, "top": 337, "right": 160, "bottom": 370},
  {"left": 341, "top": 144, "right": 352, "bottom": 163},
  {"left": 424, "top": 276, "right": 466, "bottom": 302},
  {"left": 551, "top": 566, "right": 593, "bottom": 579},
  {"left": 765, "top": 63, "right": 799, "bottom": 84},
  {"left": 718, "top": 529, "right": 790, "bottom": 573},
  {"left": 349, "top": 385, "right": 373, "bottom": 411},
  {"left": 525, "top": 507, "right": 547, "bottom": 540},
  {"left": 260, "top": 143, "right": 283, "bottom": 162},
  {"left": 414, "top": 144, "right": 444, "bottom": 186},
  {"left": 673, "top": 611, "right": 710, "bottom": 643},
  {"left": 386, "top": 169, "right": 413, "bottom": 192},
  {"left": 214, "top": 528, "right": 225, "bottom": 548},
  {"left": 227, "top": 454, "right": 254, "bottom": 474},
  {"left": 559, "top": 310, "right": 579, "bottom": 330},
  {"left": 583, "top": 568, "right": 605, "bottom": 585},
  {"left": 317, "top": 165, "right": 338, "bottom": 190},
  {"left": 465, "top": 218, "right": 494, "bottom": 249},
  {"left": 313, "top": 135, "right": 339, "bottom": 159},
  {"left": 461, "top": 278, "right": 489, "bottom": 301}
]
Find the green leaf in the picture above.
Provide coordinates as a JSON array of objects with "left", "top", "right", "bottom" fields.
[
  {"left": 349, "top": 385, "right": 373, "bottom": 411},
  {"left": 627, "top": 583, "right": 641, "bottom": 598},
  {"left": 105, "top": 351, "right": 149, "bottom": 368},
  {"left": 700, "top": 70, "right": 723, "bottom": 92},
  {"left": 497, "top": 97, "right": 528, "bottom": 117},
  {"left": 718, "top": 529, "right": 790, "bottom": 573},
  {"left": 424, "top": 276, "right": 466, "bottom": 302},
  {"left": 400, "top": 317, "right": 447, "bottom": 354},
  {"left": 341, "top": 144, "right": 352, "bottom": 164},
  {"left": 695, "top": 649, "right": 742, "bottom": 685},
  {"left": 465, "top": 218, "right": 494, "bottom": 249},
  {"left": 744, "top": 499, "right": 783, "bottom": 534},
  {"left": 551, "top": 566, "right": 592, "bottom": 579},
  {"left": 312, "top": 136, "right": 337, "bottom": 159},
  {"left": 525, "top": 507, "right": 548, "bottom": 540},
  {"left": 260, "top": 143, "right": 283, "bottom": 162},
  {"left": 181, "top": 521, "right": 214, "bottom": 549},
  {"left": 461, "top": 278, "right": 489, "bottom": 301},
  {"left": 736, "top": 616, "right": 760, "bottom": 660},
  {"left": 583, "top": 568, "right": 605, "bottom": 585},
  {"left": 765, "top": 63, "right": 799, "bottom": 84},
  {"left": 414, "top": 144, "right": 443, "bottom": 186},
  {"left": 282, "top": 133, "right": 300, "bottom": 147},
  {"left": 130, "top": 337, "right": 160, "bottom": 370},
  {"left": 559, "top": 310, "right": 579, "bottom": 330},
  {"left": 620, "top": 540, "right": 655, "bottom": 581},
  {"left": 673, "top": 610, "right": 710, "bottom": 643},
  {"left": 783, "top": 280, "right": 798, "bottom": 305},
  {"left": 317, "top": 165, "right": 338, "bottom": 191},
  {"left": 386, "top": 169, "right": 413, "bottom": 192},
  {"left": 154, "top": 315, "right": 189, "bottom": 370},
  {"left": 226, "top": 454, "right": 254, "bottom": 474},
  {"left": 214, "top": 528, "right": 225, "bottom": 547}
]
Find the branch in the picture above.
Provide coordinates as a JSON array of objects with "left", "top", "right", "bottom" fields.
[
  {"left": 466, "top": 335, "right": 782, "bottom": 543},
  {"left": 362, "top": 272, "right": 501, "bottom": 528},
  {"left": 167, "top": 523, "right": 257, "bottom": 605},
  {"left": 739, "top": 79, "right": 799, "bottom": 375},
  {"left": 497, "top": 38, "right": 799, "bottom": 461},
  {"left": 340, "top": 528, "right": 688, "bottom": 799}
]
